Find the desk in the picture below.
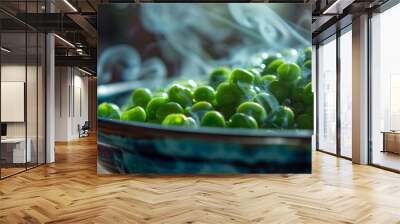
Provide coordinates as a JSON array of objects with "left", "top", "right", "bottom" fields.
[
  {"left": 1, "top": 138, "right": 31, "bottom": 163},
  {"left": 382, "top": 131, "right": 400, "bottom": 154}
]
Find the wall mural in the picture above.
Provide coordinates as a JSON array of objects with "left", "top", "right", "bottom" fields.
[{"left": 97, "top": 3, "right": 313, "bottom": 174}]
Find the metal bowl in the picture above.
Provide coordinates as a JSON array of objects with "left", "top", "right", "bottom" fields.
[{"left": 98, "top": 118, "right": 312, "bottom": 174}]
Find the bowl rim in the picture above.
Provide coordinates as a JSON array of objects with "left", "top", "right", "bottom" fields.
[{"left": 98, "top": 118, "right": 313, "bottom": 140}]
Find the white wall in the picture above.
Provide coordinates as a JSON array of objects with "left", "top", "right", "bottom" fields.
[
  {"left": 54, "top": 67, "right": 89, "bottom": 141},
  {"left": 70, "top": 73, "right": 89, "bottom": 138},
  {"left": 1, "top": 65, "right": 42, "bottom": 137},
  {"left": 1, "top": 65, "right": 26, "bottom": 139},
  {"left": 55, "top": 67, "right": 69, "bottom": 141}
]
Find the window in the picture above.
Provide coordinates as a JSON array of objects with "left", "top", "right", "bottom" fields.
[
  {"left": 370, "top": 3, "right": 400, "bottom": 171},
  {"left": 339, "top": 28, "right": 352, "bottom": 158},
  {"left": 317, "top": 37, "right": 337, "bottom": 154}
]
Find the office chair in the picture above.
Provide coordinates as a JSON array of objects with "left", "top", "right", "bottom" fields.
[{"left": 78, "top": 121, "right": 90, "bottom": 138}]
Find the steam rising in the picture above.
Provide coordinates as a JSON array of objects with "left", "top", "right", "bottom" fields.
[{"left": 98, "top": 4, "right": 311, "bottom": 97}]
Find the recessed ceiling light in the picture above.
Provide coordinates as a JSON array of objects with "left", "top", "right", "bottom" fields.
[
  {"left": 1, "top": 47, "right": 11, "bottom": 53},
  {"left": 54, "top": 34, "right": 75, "bottom": 48},
  {"left": 323, "top": 0, "right": 343, "bottom": 15},
  {"left": 78, "top": 67, "right": 93, "bottom": 76},
  {"left": 63, "top": 0, "right": 78, "bottom": 12}
]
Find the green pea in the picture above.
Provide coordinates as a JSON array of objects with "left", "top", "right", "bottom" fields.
[
  {"left": 228, "top": 113, "right": 258, "bottom": 129},
  {"left": 305, "top": 105, "right": 314, "bottom": 116},
  {"left": 291, "top": 87, "right": 304, "bottom": 103},
  {"left": 120, "top": 106, "right": 146, "bottom": 122},
  {"left": 240, "top": 86, "right": 257, "bottom": 102},
  {"left": 108, "top": 64, "right": 316, "bottom": 131},
  {"left": 156, "top": 102, "right": 184, "bottom": 122},
  {"left": 270, "top": 106, "right": 295, "bottom": 128},
  {"left": 302, "top": 60, "right": 312, "bottom": 81},
  {"left": 186, "top": 117, "right": 198, "bottom": 128},
  {"left": 184, "top": 106, "right": 192, "bottom": 117},
  {"left": 162, "top": 113, "right": 186, "bottom": 126},
  {"left": 121, "top": 102, "right": 135, "bottom": 113},
  {"left": 209, "top": 67, "right": 230, "bottom": 89},
  {"left": 216, "top": 104, "right": 237, "bottom": 119},
  {"left": 193, "top": 85, "right": 216, "bottom": 103},
  {"left": 216, "top": 81, "right": 257, "bottom": 108},
  {"left": 192, "top": 101, "right": 213, "bottom": 112},
  {"left": 296, "top": 114, "right": 313, "bottom": 129},
  {"left": 146, "top": 97, "right": 168, "bottom": 121},
  {"left": 168, "top": 84, "right": 193, "bottom": 107},
  {"left": 262, "top": 74, "right": 277, "bottom": 82},
  {"left": 161, "top": 113, "right": 193, "bottom": 127},
  {"left": 277, "top": 63, "right": 301, "bottom": 82},
  {"left": 131, "top": 88, "right": 152, "bottom": 108},
  {"left": 248, "top": 68, "right": 261, "bottom": 77},
  {"left": 98, "top": 102, "right": 121, "bottom": 120},
  {"left": 292, "top": 101, "right": 305, "bottom": 115},
  {"left": 237, "top": 102, "right": 267, "bottom": 126},
  {"left": 229, "top": 68, "right": 255, "bottom": 87},
  {"left": 268, "top": 81, "right": 290, "bottom": 103},
  {"left": 260, "top": 74, "right": 277, "bottom": 88},
  {"left": 304, "top": 47, "right": 312, "bottom": 61},
  {"left": 294, "top": 77, "right": 308, "bottom": 88},
  {"left": 201, "top": 111, "right": 226, "bottom": 128},
  {"left": 244, "top": 84, "right": 258, "bottom": 95},
  {"left": 254, "top": 92, "right": 280, "bottom": 113},
  {"left": 187, "top": 101, "right": 213, "bottom": 120},
  {"left": 303, "top": 83, "right": 313, "bottom": 105},
  {"left": 265, "top": 59, "right": 285, "bottom": 74},
  {"left": 249, "top": 68, "right": 263, "bottom": 87},
  {"left": 215, "top": 82, "right": 242, "bottom": 107},
  {"left": 303, "top": 60, "right": 311, "bottom": 70}
]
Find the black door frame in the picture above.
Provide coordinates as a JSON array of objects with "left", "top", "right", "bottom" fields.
[{"left": 315, "top": 23, "right": 353, "bottom": 161}]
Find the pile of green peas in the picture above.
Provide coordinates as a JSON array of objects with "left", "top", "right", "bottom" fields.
[{"left": 98, "top": 47, "right": 313, "bottom": 130}]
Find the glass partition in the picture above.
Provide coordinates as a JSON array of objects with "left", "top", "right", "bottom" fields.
[
  {"left": 1, "top": 30, "right": 28, "bottom": 177},
  {"left": 317, "top": 36, "right": 337, "bottom": 154},
  {"left": 38, "top": 32, "right": 46, "bottom": 165},
  {"left": 339, "top": 28, "right": 352, "bottom": 158},
  {"left": 27, "top": 30, "right": 38, "bottom": 169},
  {"left": 0, "top": 1, "right": 46, "bottom": 179},
  {"left": 370, "top": 4, "right": 400, "bottom": 171}
]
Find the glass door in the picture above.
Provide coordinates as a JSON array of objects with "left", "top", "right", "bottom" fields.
[
  {"left": 370, "top": 4, "right": 400, "bottom": 171},
  {"left": 1, "top": 30, "right": 28, "bottom": 178},
  {"left": 317, "top": 36, "right": 337, "bottom": 155},
  {"left": 339, "top": 27, "right": 352, "bottom": 158}
]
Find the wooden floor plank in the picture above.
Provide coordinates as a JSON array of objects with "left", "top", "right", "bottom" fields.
[{"left": 0, "top": 135, "right": 400, "bottom": 223}]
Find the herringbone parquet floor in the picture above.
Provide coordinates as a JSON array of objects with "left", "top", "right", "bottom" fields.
[{"left": 1, "top": 135, "right": 400, "bottom": 224}]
